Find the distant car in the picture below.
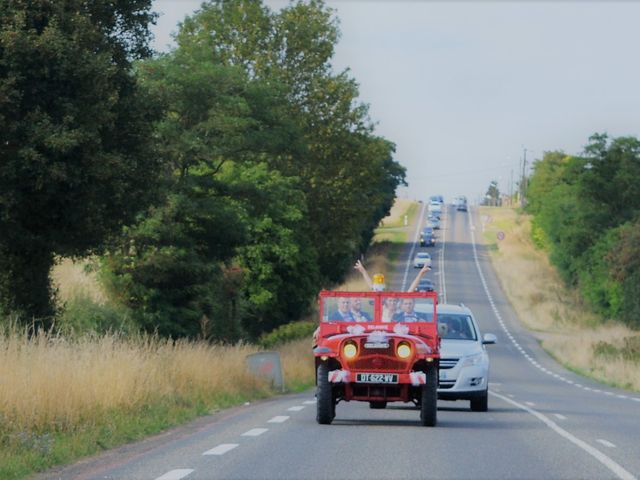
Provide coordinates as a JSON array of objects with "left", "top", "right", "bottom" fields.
[
  {"left": 428, "top": 202, "right": 442, "bottom": 215},
  {"left": 427, "top": 218, "right": 441, "bottom": 229},
  {"left": 430, "top": 195, "right": 444, "bottom": 204},
  {"left": 415, "top": 278, "right": 435, "bottom": 292},
  {"left": 436, "top": 304, "right": 497, "bottom": 411},
  {"left": 420, "top": 230, "right": 435, "bottom": 247},
  {"left": 413, "top": 252, "right": 432, "bottom": 268}
]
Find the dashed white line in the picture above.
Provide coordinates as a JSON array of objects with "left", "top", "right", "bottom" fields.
[
  {"left": 303, "top": 400, "right": 317, "bottom": 405},
  {"left": 596, "top": 439, "right": 617, "bottom": 448},
  {"left": 491, "top": 392, "right": 634, "bottom": 480},
  {"left": 268, "top": 415, "right": 290, "bottom": 423},
  {"left": 525, "top": 401, "right": 536, "bottom": 407},
  {"left": 155, "top": 469, "right": 194, "bottom": 480},
  {"left": 554, "top": 414, "right": 567, "bottom": 420},
  {"left": 203, "top": 444, "right": 239, "bottom": 456},
  {"left": 287, "top": 406, "right": 305, "bottom": 411},
  {"left": 241, "top": 428, "right": 268, "bottom": 437}
]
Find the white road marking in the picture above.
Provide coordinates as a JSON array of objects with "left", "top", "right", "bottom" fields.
[
  {"left": 554, "top": 414, "right": 567, "bottom": 420},
  {"left": 241, "top": 428, "right": 268, "bottom": 437},
  {"left": 491, "top": 392, "right": 635, "bottom": 480},
  {"left": 203, "top": 444, "right": 239, "bottom": 456},
  {"left": 597, "top": 439, "right": 617, "bottom": 448},
  {"left": 401, "top": 201, "right": 427, "bottom": 290},
  {"left": 155, "top": 469, "right": 194, "bottom": 480},
  {"left": 268, "top": 415, "right": 290, "bottom": 423},
  {"left": 287, "top": 406, "right": 305, "bottom": 411},
  {"left": 467, "top": 208, "right": 640, "bottom": 404},
  {"left": 525, "top": 401, "right": 536, "bottom": 407},
  {"left": 303, "top": 400, "right": 316, "bottom": 404}
]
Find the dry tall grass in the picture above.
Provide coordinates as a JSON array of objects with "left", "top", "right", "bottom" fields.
[
  {"left": 0, "top": 330, "right": 276, "bottom": 433},
  {"left": 480, "top": 207, "right": 640, "bottom": 391},
  {"left": 51, "top": 258, "right": 106, "bottom": 304}
]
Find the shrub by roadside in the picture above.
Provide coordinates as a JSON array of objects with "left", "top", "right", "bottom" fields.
[{"left": 480, "top": 206, "right": 640, "bottom": 391}]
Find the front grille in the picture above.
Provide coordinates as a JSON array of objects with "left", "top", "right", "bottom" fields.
[
  {"left": 440, "top": 357, "right": 459, "bottom": 369},
  {"left": 350, "top": 356, "right": 407, "bottom": 371}
]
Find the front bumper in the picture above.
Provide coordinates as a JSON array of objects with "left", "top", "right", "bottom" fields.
[{"left": 437, "top": 364, "right": 488, "bottom": 400}]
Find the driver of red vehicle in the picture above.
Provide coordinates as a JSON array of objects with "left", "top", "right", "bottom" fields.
[{"left": 392, "top": 298, "right": 427, "bottom": 322}]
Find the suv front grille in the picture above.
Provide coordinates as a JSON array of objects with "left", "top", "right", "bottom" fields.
[{"left": 440, "top": 358, "right": 459, "bottom": 369}]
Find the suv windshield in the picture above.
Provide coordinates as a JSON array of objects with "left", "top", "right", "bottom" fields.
[{"left": 438, "top": 314, "right": 477, "bottom": 340}]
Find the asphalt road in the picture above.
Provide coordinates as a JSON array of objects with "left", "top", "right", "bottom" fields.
[{"left": 44, "top": 204, "right": 640, "bottom": 480}]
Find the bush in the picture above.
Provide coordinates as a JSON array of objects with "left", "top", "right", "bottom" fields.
[
  {"left": 57, "top": 294, "right": 139, "bottom": 336},
  {"left": 259, "top": 321, "right": 317, "bottom": 349}
]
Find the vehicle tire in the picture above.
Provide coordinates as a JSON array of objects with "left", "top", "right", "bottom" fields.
[
  {"left": 420, "top": 365, "right": 437, "bottom": 427},
  {"left": 316, "top": 363, "right": 334, "bottom": 424},
  {"left": 369, "top": 401, "right": 387, "bottom": 409},
  {"left": 470, "top": 390, "right": 488, "bottom": 412}
]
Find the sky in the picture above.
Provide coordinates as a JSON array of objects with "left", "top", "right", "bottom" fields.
[{"left": 151, "top": 1, "right": 640, "bottom": 204}]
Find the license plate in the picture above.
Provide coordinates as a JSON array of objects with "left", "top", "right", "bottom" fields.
[
  {"left": 364, "top": 342, "right": 389, "bottom": 349},
  {"left": 356, "top": 373, "right": 398, "bottom": 384}
]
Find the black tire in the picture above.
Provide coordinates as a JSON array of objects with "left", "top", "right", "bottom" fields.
[
  {"left": 470, "top": 390, "right": 488, "bottom": 412},
  {"left": 316, "top": 363, "right": 334, "bottom": 424},
  {"left": 420, "top": 365, "right": 438, "bottom": 427},
  {"left": 369, "top": 401, "right": 387, "bottom": 409}
]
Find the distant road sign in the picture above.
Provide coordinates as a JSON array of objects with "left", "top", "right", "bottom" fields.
[{"left": 497, "top": 231, "right": 505, "bottom": 241}]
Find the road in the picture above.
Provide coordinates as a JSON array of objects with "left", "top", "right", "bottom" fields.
[{"left": 44, "top": 205, "right": 640, "bottom": 480}]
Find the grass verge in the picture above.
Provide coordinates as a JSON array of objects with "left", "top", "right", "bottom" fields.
[{"left": 479, "top": 206, "right": 640, "bottom": 391}]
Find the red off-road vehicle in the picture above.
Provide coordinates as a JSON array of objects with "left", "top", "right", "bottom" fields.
[{"left": 313, "top": 291, "right": 440, "bottom": 426}]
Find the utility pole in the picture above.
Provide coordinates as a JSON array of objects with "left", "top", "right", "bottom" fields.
[{"left": 520, "top": 147, "right": 527, "bottom": 207}]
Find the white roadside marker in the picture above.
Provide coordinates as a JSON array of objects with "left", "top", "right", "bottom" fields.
[
  {"left": 597, "top": 439, "right": 617, "bottom": 448},
  {"left": 241, "top": 428, "right": 268, "bottom": 437},
  {"left": 155, "top": 469, "right": 194, "bottom": 480},
  {"left": 268, "top": 415, "right": 290, "bottom": 423},
  {"left": 288, "top": 406, "right": 305, "bottom": 411},
  {"left": 203, "top": 444, "right": 239, "bottom": 456}
]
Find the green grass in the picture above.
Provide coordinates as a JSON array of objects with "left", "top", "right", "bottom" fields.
[{"left": 0, "top": 391, "right": 281, "bottom": 479}]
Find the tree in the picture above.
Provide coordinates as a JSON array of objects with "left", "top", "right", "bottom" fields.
[{"left": 0, "top": 0, "right": 159, "bottom": 327}]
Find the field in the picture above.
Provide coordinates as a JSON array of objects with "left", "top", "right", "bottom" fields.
[{"left": 480, "top": 206, "right": 640, "bottom": 391}]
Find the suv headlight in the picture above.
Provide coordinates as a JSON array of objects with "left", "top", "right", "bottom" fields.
[{"left": 461, "top": 352, "right": 484, "bottom": 367}]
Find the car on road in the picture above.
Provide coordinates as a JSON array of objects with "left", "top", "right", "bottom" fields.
[
  {"left": 415, "top": 278, "right": 435, "bottom": 292},
  {"left": 420, "top": 230, "right": 435, "bottom": 247},
  {"left": 427, "top": 217, "right": 441, "bottom": 229},
  {"left": 413, "top": 252, "right": 432, "bottom": 268},
  {"left": 436, "top": 304, "right": 496, "bottom": 411},
  {"left": 314, "top": 291, "right": 441, "bottom": 426}
]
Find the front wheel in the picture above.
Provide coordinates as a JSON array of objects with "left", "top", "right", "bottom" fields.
[
  {"left": 470, "top": 390, "right": 488, "bottom": 412},
  {"left": 420, "top": 365, "right": 438, "bottom": 427},
  {"left": 316, "top": 363, "right": 334, "bottom": 424}
]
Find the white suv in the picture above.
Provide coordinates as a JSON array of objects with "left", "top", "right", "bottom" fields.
[{"left": 436, "top": 304, "right": 496, "bottom": 411}]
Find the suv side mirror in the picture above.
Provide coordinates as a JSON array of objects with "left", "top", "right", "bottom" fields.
[{"left": 482, "top": 333, "right": 497, "bottom": 345}]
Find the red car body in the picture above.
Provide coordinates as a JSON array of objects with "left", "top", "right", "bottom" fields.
[{"left": 313, "top": 291, "right": 440, "bottom": 426}]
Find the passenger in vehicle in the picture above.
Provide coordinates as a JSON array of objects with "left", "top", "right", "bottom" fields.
[
  {"left": 329, "top": 298, "right": 355, "bottom": 321},
  {"left": 382, "top": 297, "right": 399, "bottom": 322},
  {"left": 354, "top": 259, "right": 430, "bottom": 292},
  {"left": 350, "top": 297, "right": 372, "bottom": 322},
  {"left": 392, "top": 298, "right": 428, "bottom": 322}
]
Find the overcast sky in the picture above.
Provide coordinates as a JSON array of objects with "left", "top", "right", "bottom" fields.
[{"left": 151, "top": 1, "right": 640, "bottom": 204}]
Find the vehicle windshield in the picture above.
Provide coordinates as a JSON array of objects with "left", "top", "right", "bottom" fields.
[
  {"left": 321, "top": 293, "right": 437, "bottom": 323},
  {"left": 438, "top": 314, "right": 477, "bottom": 341},
  {"left": 383, "top": 296, "right": 435, "bottom": 323}
]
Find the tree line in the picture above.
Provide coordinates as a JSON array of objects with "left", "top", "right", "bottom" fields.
[
  {"left": 0, "top": 0, "right": 405, "bottom": 340},
  {"left": 525, "top": 134, "right": 640, "bottom": 328}
]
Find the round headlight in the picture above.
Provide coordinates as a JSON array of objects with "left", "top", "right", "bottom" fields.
[
  {"left": 397, "top": 342, "right": 412, "bottom": 359},
  {"left": 343, "top": 341, "right": 358, "bottom": 359}
]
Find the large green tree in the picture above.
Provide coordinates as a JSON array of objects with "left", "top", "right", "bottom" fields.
[{"left": 0, "top": 0, "right": 159, "bottom": 327}]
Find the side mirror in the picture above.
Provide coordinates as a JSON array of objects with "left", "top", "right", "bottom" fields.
[{"left": 482, "top": 333, "right": 497, "bottom": 345}]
